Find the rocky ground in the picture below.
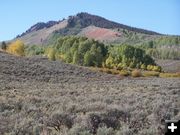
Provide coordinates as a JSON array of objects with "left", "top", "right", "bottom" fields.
[{"left": 0, "top": 51, "right": 179, "bottom": 135}]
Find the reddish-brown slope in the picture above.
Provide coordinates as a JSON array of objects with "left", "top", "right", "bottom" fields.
[{"left": 80, "top": 26, "right": 121, "bottom": 41}]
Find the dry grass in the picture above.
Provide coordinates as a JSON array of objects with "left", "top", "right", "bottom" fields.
[
  {"left": 90, "top": 67, "right": 120, "bottom": 75},
  {"left": 143, "top": 71, "right": 160, "bottom": 77},
  {"left": 131, "top": 69, "right": 142, "bottom": 77},
  {"left": 159, "top": 72, "right": 180, "bottom": 78}
]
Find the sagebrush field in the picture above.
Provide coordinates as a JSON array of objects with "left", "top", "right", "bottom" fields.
[{"left": 0, "top": 51, "right": 179, "bottom": 135}]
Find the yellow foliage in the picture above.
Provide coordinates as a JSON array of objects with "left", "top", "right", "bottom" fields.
[
  {"left": 146, "top": 65, "right": 161, "bottom": 72},
  {"left": 140, "top": 64, "right": 146, "bottom": 70},
  {"left": 147, "top": 65, "right": 154, "bottom": 71},
  {"left": 119, "top": 70, "right": 129, "bottom": 76},
  {"left": 46, "top": 48, "right": 56, "bottom": 61},
  {"left": 116, "top": 63, "right": 123, "bottom": 70},
  {"left": 105, "top": 56, "right": 114, "bottom": 69},
  {"left": 7, "top": 40, "right": 25, "bottom": 56},
  {"left": 152, "top": 66, "right": 161, "bottom": 72}
]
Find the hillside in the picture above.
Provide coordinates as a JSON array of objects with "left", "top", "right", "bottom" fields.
[
  {"left": 67, "top": 13, "right": 160, "bottom": 35},
  {"left": 79, "top": 26, "right": 121, "bottom": 42},
  {"left": 16, "top": 12, "right": 161, "bottom": 45},
  {"left": 17, "top": 20, "right": 68, "bottom": 45},
  {"left": 0, "top": 50, "right": 117, "bottom": 83},
  {"left": 0, "top": 51, "right": 180, "bottom": 134}
]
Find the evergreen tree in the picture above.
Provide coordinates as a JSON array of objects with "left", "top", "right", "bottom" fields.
[
  {"left": 84, "top": 51, "right": 94, "bottom": 66},
  {"left": 1, "top": 41, "right": 7, "bottom": 50}
]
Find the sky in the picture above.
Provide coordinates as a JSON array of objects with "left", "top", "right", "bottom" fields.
[{"left": 0, "top": 0, "right": 180, "bottom": 41}]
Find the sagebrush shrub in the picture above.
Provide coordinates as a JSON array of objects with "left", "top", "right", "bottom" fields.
[
  {"left": 97, "top": 126, "right": 115, "bottom": 135},
  {"left": 68, "top": 124, "right": 91, "bottom": 135},
  {"left": 87, "top": 113, "right": 101, "bottom": 134},
  {"left": 47, "top": 113, "right": 74, "bottom": 131}
]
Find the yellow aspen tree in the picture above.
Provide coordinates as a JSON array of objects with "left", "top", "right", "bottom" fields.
[{"left": 7, "top": 40, "right": 25, "bottom": 56}]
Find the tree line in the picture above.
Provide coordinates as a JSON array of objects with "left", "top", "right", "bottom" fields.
[
  {"left": 1, "top": 36, "right": 160, "bottom": 71},
  {"left": 137, "top": 36, "right": 180, "bottom": 60}
]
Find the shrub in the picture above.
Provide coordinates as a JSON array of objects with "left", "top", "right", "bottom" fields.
[
  {"left": 110, "top": 69, "right": 119, "bottom": 75},
  {"left": 177, "top": 72, "right": 180, "bottom": 77},
  {"left": 105, "top": 109, "right": 130, "bottom": 124},
  {"left": 87, "top": 110, "right": 128, "bottom": 134},
  {"left": 138, "top": 126, "right": 159, "bottom": 135},
  {"left": 147, "top": 65, "right": 154, "bottom": 71},
  {"left": 152, "top": 66, "right": 161, "bottom": 72},
  {"left": 47, "top": 113, "right": 74, "bottom": 131},
  {"left": 25, "top": 45, "right": 45, "bottom": 56},
  {"left": 129, "top": 62, "right": 136, "bottom": 68},
  {"left": 12, "top": 118, "right": 37, "bottom": 135},
  {"left": 97, "top": 127, "right": 115, "bottom": 135},
  {"left": 7, "top": 40, "right": 25, "bottom": 56},
  {"left": 105, "top": 56, "right": 114, "bottom": 69},
  {"left": 46, "top": 48, "right": 56, "bottom": 61},
  {"left": 117, "top": 63, "right": 123, "bottom": 70},
  {"left": 87, "top": 113, "right": 101, "bottom": 134},
  {"left": 68, "top": 124, "right": 91, "bottom": 135},
  {"left": 131, "top": 70, "right": 141, "bottom": 77},
  {"left": 140, "top": 64, "right": 146, "bottom": 70},
  {"left": 101, "top": 110, "right": 122, "bottom": 129},
  {"left": 116, "top": 125, "right": 134, "bottom": 135},
  {"left": 147, "top": 65, "right": 162, "bottom": 72},
  {"left": 119, "top": 70, "right": 129, "bottom": 76}
]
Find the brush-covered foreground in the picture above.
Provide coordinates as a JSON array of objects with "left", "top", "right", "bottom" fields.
[{"left": 0, "top": 51, "right": 180, "bottom": 135}]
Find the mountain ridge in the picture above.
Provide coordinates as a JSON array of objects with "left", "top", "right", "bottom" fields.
[
  {"left": 16, "top": 20, "right": 61, "bottom": 38},
  {"left": 16, "top": 12, "right": 163, "bottom": 45},
  {"left": 67, "top": 12, "right": 161, "bottom": 35},
  {"left": 18, "top": 12, "right": 161, "bottom": 38}
]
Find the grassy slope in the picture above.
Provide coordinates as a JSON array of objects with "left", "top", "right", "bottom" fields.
[{"left": 18, "top": 20, "right": 68, "bottom": 45}]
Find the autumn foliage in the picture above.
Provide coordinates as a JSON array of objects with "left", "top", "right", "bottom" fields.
[{"left": 7, "top": 40, "right": 25, "bottom": 56}]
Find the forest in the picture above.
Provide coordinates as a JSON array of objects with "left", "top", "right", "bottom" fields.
[
  {"left": 1, "top": 36, "right": 162, "bottom": 73},
  {"left": 137, "top": 36, "right": 180, "bottom": 60}
]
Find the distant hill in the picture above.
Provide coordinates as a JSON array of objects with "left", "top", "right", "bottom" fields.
[
  {"left": 67, "top": 13, "right": 160, "bottom": 35},
  {"left": 16, "top": 21, "right": 60, "bottom": 38},
  {"left": 16, "top": 20, "right": 68, "bottom": 45},
  {"left": 15, "top": 12, "right": 164, "bottom": 45}
]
